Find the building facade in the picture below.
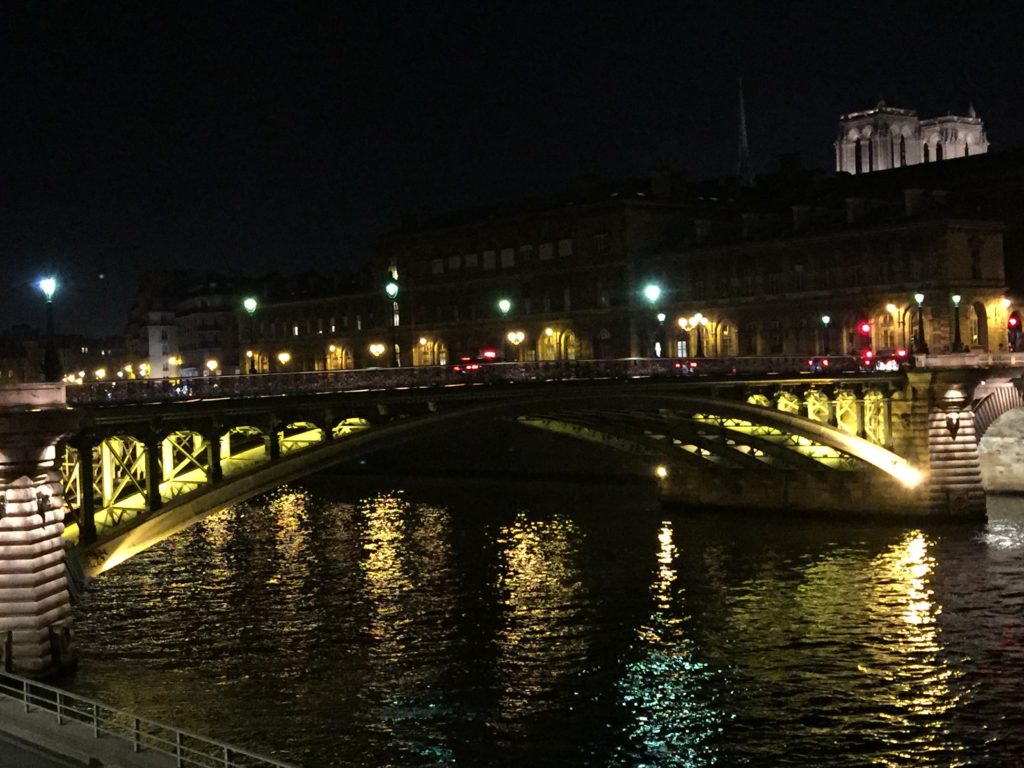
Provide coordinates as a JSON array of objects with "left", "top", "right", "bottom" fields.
[{"left": 836, "top": 103, "right": 988, "bottom": 175}]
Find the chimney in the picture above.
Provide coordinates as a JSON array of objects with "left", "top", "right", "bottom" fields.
[
  {"left": 695, "top": 219, "right": 712, "bottom": 243},
  {"left": 904, "top": 189, "right": 924, "bottom": 217},
  {"left": 845, "top": 197, "right": 865, "bottom": 224},
  {"left": 791, "top": 205, "right": 810, "bottom": 233}
]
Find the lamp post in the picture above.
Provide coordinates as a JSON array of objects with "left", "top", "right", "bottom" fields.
[
  {"left": 506, "top": 330, "right": 525, "bottom": 362},
  {"left": 821, "top": 314, "right": 831, "bottom": 355},
  {"left": 689, "top": 313, "right": 709, "bottom": 357},
  {"left": 385, "top": 278, "right": 400, "bottom": 367},
  {"left": 643, "top": 283, "right": 662, "bottom": 357},
  {"left": 951, "top": 293, "right": 964, "bottom": 352},
  {"left": 38, "top": 277, "right": 60, "bottom": 381},
  {"left": 243, "top": 297, "right": 258, "bottom": 373},
  {"left": 913, "top": 293, "right": 929, "bottom": 354}
]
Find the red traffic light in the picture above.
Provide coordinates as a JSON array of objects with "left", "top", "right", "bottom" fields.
[
  {"left": 1010, "top": 317, "right": 1020, "bottom": 328},
  {"left": 858, "top": 322, "right": 872, "bottom": 335}
]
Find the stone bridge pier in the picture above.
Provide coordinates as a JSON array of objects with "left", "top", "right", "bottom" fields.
[
  {"left": 0, "top": 384, "right": 77, "bottom": 677},
  {"left": 894, "top": 370, "right": 1016, "bottom": 517}
]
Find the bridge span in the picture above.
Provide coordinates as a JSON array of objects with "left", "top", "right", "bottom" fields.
[{"left": 2, "top": 355, "right": 1023, "bottom": 676}]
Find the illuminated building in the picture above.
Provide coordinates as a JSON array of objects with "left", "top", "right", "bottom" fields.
[{"left": 836, "top": 102, "right": 988, "bottom": 175}]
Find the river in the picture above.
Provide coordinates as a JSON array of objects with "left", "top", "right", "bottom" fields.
[{"left": 67, "top": 465, "right": 1024, "bottom": 767}]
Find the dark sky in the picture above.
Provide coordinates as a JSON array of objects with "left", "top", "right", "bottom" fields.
[{"left": 3, "top": 2, "right": 1023, "bottom": 336}]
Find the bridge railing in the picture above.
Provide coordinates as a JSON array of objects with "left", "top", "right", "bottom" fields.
[
  {"left": 67, "top": 355, "right": 869, "bottom": 405},
  {"left": 0, "top": 670, "right": 297, "bottom": 767},
  {"left": 916, "top": 351, "right": 1024, "bottom": 368}
]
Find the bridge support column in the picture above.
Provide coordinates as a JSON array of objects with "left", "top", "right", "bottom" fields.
[
  {"left": 206, "top": 433, "right": 223, "bottom": 483},
  {"left": 144, "top": 437, "right": 163, "bottom": 512},
  {"left": 74, "top": 436, "right": 97, "bottom": 544},
  {"left": 898, "top": 372, "right": 986, "bottom": 518},
  {"left": 266, "top": 429, "right": 280, "bottom": 461},
  {"left": 0, "top": 384, "right": 78, "bottom": 678}
]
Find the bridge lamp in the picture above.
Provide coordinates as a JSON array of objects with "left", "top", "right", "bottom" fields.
[
  {"left": 688, "top": 313, "right": 709, "bottom": 358},
  {"left": 951, "top": 294, "right": 965, "bottom": 352},
  {"left": 277, "top": 351, "right": 291, "bottom": 365},
  {"left": 94, "top": 368, "right": 106, "bottom": 380},
  {"left": 820, "top": 315, "right": 831, "bottom": 355},
  {"left": 654, "top": 465, "right": 668, "bottom": 480},
  {"left": 242, "top": 297, "right": 259, "bottom": 373},
  {"left": 369, "top": 343, "right": 386, "bottom": 358},
  {"left": 37, "top": 276, "right": 61, "bottom": 381},
  {"left": 656, "top": 312, "right": 666, "bottom": 323},
  {"left": 498, "top": 298, "right": 512, "bottom": 316},
  {"left": 912, "top": 294, "right": 929, "bottom": 354},
  {"left": 206, "top": 359, "right": 219, "bottom": 373}
]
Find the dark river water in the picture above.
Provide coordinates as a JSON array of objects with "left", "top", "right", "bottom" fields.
[{"left": 67, "top": 470, "right": 1024, "bottom": 767}]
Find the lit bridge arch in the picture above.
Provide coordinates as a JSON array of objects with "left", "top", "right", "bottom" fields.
[{"left": 60, "top": 378, "right": 924, "bottom": 579}]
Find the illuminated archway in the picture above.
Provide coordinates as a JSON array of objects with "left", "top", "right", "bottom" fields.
[
  {"left": 279, "top": 422, "right": 325, "bottom": 455},
  {"left": 221, "top": 426, "right": 269, "bottom": 476},
  {"left": 326, "top": 344, "right": 354, "bottom": 370}
]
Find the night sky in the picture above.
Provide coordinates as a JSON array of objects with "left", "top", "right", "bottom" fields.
[{"left": 4, "top": 2, "right": 1024, "bottom": 336}]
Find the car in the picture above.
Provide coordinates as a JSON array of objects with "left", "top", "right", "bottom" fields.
[{"left": 862, "top": 348, "right": 915, "bottom": 372}]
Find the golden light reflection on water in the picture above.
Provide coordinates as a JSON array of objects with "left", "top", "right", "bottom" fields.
[
  {"left": 615, "top": 521, "right": 724, "bottom": 767},
  {"left": 496, "top": 513, "right": 589, "bottom": 728},
  {"left": 358, "top": 493, "right": 457, "bottom": 762},
  {"left": 863, "top": 531, "right": 964, "bottom": 735}
]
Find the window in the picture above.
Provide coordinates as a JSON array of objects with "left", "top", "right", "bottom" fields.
[
  {"left": 160, "top": 330, "right": 168, "bottom": 341},
  {"left": 431, "top": 258, "right": 444, "bottom": 274},
  {"left": 558, "top": 238, "right": 573, "bottom": 257},
  {"left": 500, "top": 248, "right": 515, "bottom": 268},
  {"left": 483, "top": 250, "right": 497, "bottom": 270},
  {"left": 593, "top": 233, "right": 609, "bottom": 257},
  {"left": 356, "top": 314, "right": 362, "bottom": 330},
  {"left": 448, "top": 254, "right": 460, "bottom": 270},
  {"left": 519, "top": 245, "right": 533, "bottom": 262},
  {"left": 293, "top": 324, "right": 299, "bottom": 337},
  {"left": 465, "top": 252, "right": 479, "bottom": 268},
  {"left": 539, "top": 242, "right": 554, "bottom": 260}
]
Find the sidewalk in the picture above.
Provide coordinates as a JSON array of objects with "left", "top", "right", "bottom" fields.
[{"left": 0, "top": 696, "right": 175, "bottom": 768}]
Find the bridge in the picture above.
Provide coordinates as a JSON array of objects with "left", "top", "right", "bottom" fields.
[{"left": 2, "top": 354, "right": 1023, "bottom": 677}]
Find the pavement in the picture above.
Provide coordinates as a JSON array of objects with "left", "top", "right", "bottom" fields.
[{"left": 0, "top": 696, "right": 175, "bottom": 768}]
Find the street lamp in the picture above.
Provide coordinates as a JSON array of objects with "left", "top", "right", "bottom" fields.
[
  {"left": 38, "top": 276, "right": 60, "bottom": 381},
  {"left": 506, "top": 330, "right": 526, "bottom": 362},
  {"left": 643, "top": 283, "right": 662, "bottom": 356},
  {"left": 243, "top": 297, "right": 258, "bottom": 373},
  {"left": 498, "top": 298, "right": 512, "bottom": 316},
  {"left": 951, "top": 293, "right": 964, "bottom": 352},
  {"left": 384, "top": 278, "right": 400, "bottom": 367},
  {"left": 277, "top": 351, "right": 291, "bottom": 366},
  {"left": 821, "top": 314, "right": 831, "bottom": 355},
  {"left": 689, "top": 313, "right": 709, "bottom": 358},
  {"left": 913, "top": 293, "right": 929, "bottom": 354}
]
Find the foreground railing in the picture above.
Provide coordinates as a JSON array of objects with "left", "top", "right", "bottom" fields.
[
  {"left": 0, "top": 671, "right": 297, "bottom": 768},
  {"left": 67, "top": 356, "right": 884, "bottom": 405}
]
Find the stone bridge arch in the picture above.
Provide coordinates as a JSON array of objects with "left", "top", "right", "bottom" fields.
[{"left": 979, "top": 407, "right": 1024, "bottom": 493}]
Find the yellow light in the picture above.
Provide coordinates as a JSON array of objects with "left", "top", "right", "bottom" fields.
[
  {"left": 206, "top": 359, "right": 218, "bottom": 371},
  {"left": 78, "top": 370, "right": 86, "bottom": 378},
  {"left": 678, "top": 317, "right": 689, "bottom": 330},
  {"left": 94, "top": 368, "right": 106, "bottom": 380},
  {"left": 1002, "top": 298, "right": 1012, "bottom": 310},
  {"left": 886, "top": 302, "right": 898, "bottom": 314},
  {"left": 116, "top": 371, "right": 124, "bottom": 379},
  {"left": 168, "top": 355, "right": 179, "bottom": 365},
  {"left": 328, "top": 344, "right": 337, "bottom": 353},
  {"left": 277, "top": 352, "right": 291, "bottom": 365},
  {"left": 544, "top": 327, "right": 554, "bottom": 337},
  {"left": 245, "top": 350, "right": 253, "bottom": 358},
  {"left": 369, "top": 343, "right": 386, "bottom": 357},
  {"left": 419, "top": 337, "right": 428, "bottom": 346},
  {"left": 123, "top": 364, "right": 133, "bottom": 372},
  {"left": 655, "top": 465, "right": 668, "bottom": 479},
  {"left": 506, "top": 330, "right": 525, "bottom": 345}
]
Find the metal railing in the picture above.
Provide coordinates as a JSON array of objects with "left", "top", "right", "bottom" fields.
[
  {"left": 0, "top": 671, "right": 298, "bottom": 768},
  {"left": 67, "top": 355, "right": 890, "bottom": 406}
]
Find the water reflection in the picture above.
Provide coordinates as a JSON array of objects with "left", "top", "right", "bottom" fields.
[
  {"left": 615, "top": 521, "right": 725, "bottom": 767},
  {"left": 864, "top": 531, "right": 966, "bottom": 765},
  {"left": 495, "top": 513, "right": 590, "bottom": 734},
  {"left": 358, "top": 493, "right": 458, "bottom": 765}
]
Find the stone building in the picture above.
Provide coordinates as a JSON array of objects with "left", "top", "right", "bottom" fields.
[{"left": 836, "top": 102, "right": 988, "bottom": 175}]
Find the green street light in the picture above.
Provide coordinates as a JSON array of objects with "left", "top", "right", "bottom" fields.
[
  {"left": 498, "top": 298, "right": 512, "bottom": 315},
  {"left": 38, "top": 276, "right": 60, "bottom": 381},
  {"left": 385, "top": 280, "right": 400, "bottom": 300},
  {"left": 643, "top": 283, "right": 662, "bottom": 304},
  {"left": 243, "top": 297, "right": 258, "bottom": 373}
]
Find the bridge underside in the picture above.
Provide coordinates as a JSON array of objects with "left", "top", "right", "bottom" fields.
[{"left": 57, "top": 387, "right": 938, "bottom": 578}]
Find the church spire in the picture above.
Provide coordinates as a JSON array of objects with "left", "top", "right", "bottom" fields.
[{"left": 737, "top": 77, "right": 754, "bottom": 187}]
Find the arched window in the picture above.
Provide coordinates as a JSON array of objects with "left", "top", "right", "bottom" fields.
[
  {"left": 854, "top": 139, "right": 863, "bottom": 174},
  {"left": 936, "top": 142, "right": 944, "bottom": 161},
  {"left": 924, "top": 143, "right": 930, "bottom": 163}
]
